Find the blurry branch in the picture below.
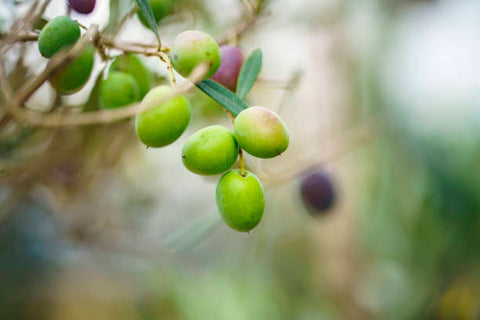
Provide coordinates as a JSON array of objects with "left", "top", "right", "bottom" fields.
[
  {"left": 0, "top": 0, "right": 51, "bottom": 54},
  {"left": 0, "top": 33, "right": 39, "bottom": 43},
  {"left": 0, "top": 25, "right": 99, "bottom": 126},
  {"left": 239, "top": 0, "right": 255, "bottom": 17},
  {"left": 216, "top": 11, "right": 267, "bottom": 46},
  {"left": 110, "top": 5, "right": 138, "bottom": 36},
  {"left": 3, "top": 64, "right": 207, "bottom": 127},
  {"left": 163, "top": 210, "right": 223, "bottom": 253},
  {"left": 0, "top": 0, "right": 264, "bottom": 129},
  {"left": 4, "top": 10, "right": 266, "bottom": 50},
  {"left": 10, "top": 0, "right": 40, "bottom": 34},
  {"left": 0, "top": 0, "right": 266, "bottom": 54},
  {"left": 276, "top": 70, "right": 302, "bottom": 114},
  {"left": 257, "top": 72, "right": 302, "bottom": 90},
  {"left": 261, "top": 116, "right": 380, "bottom": 187},
  {"left": 38, "top": 0, "right": 52, "bottom": 16},
  {"left": 101, "top": 37, "right": 166, "bottom": 54}
]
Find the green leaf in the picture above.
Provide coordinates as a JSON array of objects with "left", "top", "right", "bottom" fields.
[
  {"left": 196, "top": 79, "right": 249, "bottom": 116},
  {"left": 105, "top": 0, "right": 120, "bottom": 33},
  {"left": 236, "top": 48, "right": 262, "bottom": 99},
  {"left": 134, "top": 0, "right": 161, "bottom": 48},
  {"left": 164, "top": 212, "right": 223, "bottom": 252}
]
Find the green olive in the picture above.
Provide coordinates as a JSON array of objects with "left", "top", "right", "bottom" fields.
[
  {"left": 99, "top": 72, "right": 140, "bottom": 109},
  {"left": 49, "top": 44, "right": 95, "bottom": 95},
  {"left": 233, "top": 106, "right": 289, "bottom": 159},
  {"left": 182, "top": 125, "right": 238, "bottom": 175},
  {"left": 169, "top": 30, "right": 221, "bottom": 79},
  {"left": 135, "top": 85, "right": 191, "bottom": 148},
  {"left": 38, "top": 15, "right": 80, "bottom": 58},
  {"left": 109, "top": 54, "right": 152, "bottom": 99},
  {"left": 216, "top": 169, "right": 265, "bottom": 232}
]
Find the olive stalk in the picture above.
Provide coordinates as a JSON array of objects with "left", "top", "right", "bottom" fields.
[
  {"left": 239, "top": 148, "right": 245, "bottom": 177},
  {"left": 158, "top": 51, "right": 177, "bottom": 88}
]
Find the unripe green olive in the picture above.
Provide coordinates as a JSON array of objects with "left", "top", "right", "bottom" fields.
[
  {"left": 109, "top": 54, "right": 152, "bottom": 98},
  {"left": 233, "top": 106, "right": 289, "bottom": 159},
  {"left": 38, "top": 16, "right": 80, "bottom": 58},
  {"left": 137, "top": 0, "right": 174, "bottom": 27},
  {"left": 169, "top": 30, "right": 221, "bottom": 79},
  {"left": 99, "top": 72, "right": 140, "bottom": 109},
  {"left": 182, "top": 125, "right": 238, "bottom": 175},
  {"left": 135, "top": 86, "right": 191, "bottom": 148},
  {"left": 49, "top": 44, "right": 95, "bottom": 95},
  {"left": 216, "top": 169, "right": 265, "bottom": 232}
]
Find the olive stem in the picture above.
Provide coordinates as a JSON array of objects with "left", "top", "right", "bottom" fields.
[
  {"left": 75, "top": 20, "right": 88, "bottom": 31},
  {"left": 158, "top": 51, "right": 177, "bottom": 88},
  {"left": 239, "top": 148, "right": 246, "bottom": 177}
]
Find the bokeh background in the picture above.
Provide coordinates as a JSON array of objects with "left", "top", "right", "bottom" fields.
[{"left": 1, "top": 0, "right": 480, "bottom": 319}]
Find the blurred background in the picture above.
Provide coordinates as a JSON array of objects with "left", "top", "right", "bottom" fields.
[{"left": 1, "top": 0, "right": 480, "bottom": 319}]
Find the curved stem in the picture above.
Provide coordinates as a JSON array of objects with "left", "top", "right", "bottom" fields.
[{"left": 158, "top": 51, "right": 177, "bottom": 88}]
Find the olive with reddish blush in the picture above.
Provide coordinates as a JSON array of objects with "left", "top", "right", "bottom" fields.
[{"left": 210, "top": 45, "right": 244, "bottom": 91}]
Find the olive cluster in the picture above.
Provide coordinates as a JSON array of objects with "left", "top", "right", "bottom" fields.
[
  {"left": 143, "top": 30, "right": 289, "bottom": 232},
  {"left": 180, "top": 103, "right": 289, "bottom": 233},
  {"left": 36, "top": 3, "right": 290, "bottom": 233}
]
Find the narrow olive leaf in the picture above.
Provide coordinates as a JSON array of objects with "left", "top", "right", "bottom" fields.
[
  {"left": 104, "top": 0, "right": 120, "bottom": 34},
  {"left": 104, "top": 0, "right": 133, "bottom": 34},
  {"left": 196, "top": 79, "right": 249, "bottom": 116},
  {"left": 134, "top": 0, "right": 161, "bottom": 48},
  {"left": 236, "top": 48, "right": 262, "bottom": 100},
  {"left": 163, "top": 213, "right": 223, "bottom": 252}
]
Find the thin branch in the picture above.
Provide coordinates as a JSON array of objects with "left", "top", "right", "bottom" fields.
[
  {"left": 0, "top": 0, "right": 46, "bottom": 54},
  {"left": 0, "top": 0, "right": 264, "bottom": 129},
  {"left": 0, "top": 33, "right": 38, "bottom": 43},
  {"left": 111, "top": 6, "right": 137, "bottom": 36},
  {"left": 216, "top": 14, "right": 262, "bottom": 45},
  {"left": 101, "top": 37, "right": 163, "bottom": 55},
  {"left": 37, "top": 0, "right": 52, "bottom": 16},
  {"left": 5, "top": 64, "right": 208, "bottom": 127},
  {"left": 0, "top": 59, "right": 15, "bottom": 104},
  {"left": 11, "top": 0, "right": 40, "bottom": 33},
  {"left": 261, "top": 118, "right": 379, "bottom": 187},
  {"left": 158, "top": 51, "right": 177, "bottom": 88}
]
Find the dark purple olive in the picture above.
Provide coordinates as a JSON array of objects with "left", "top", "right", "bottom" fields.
[
  {"left": 300, "top": 170, "right": 336, "bottom": 214},
  {"left": 210, "top": 45, "right": 243, "bottom": 92},
  {"left": 67, "top": 0, "right": 96, "bottom": 14}
]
